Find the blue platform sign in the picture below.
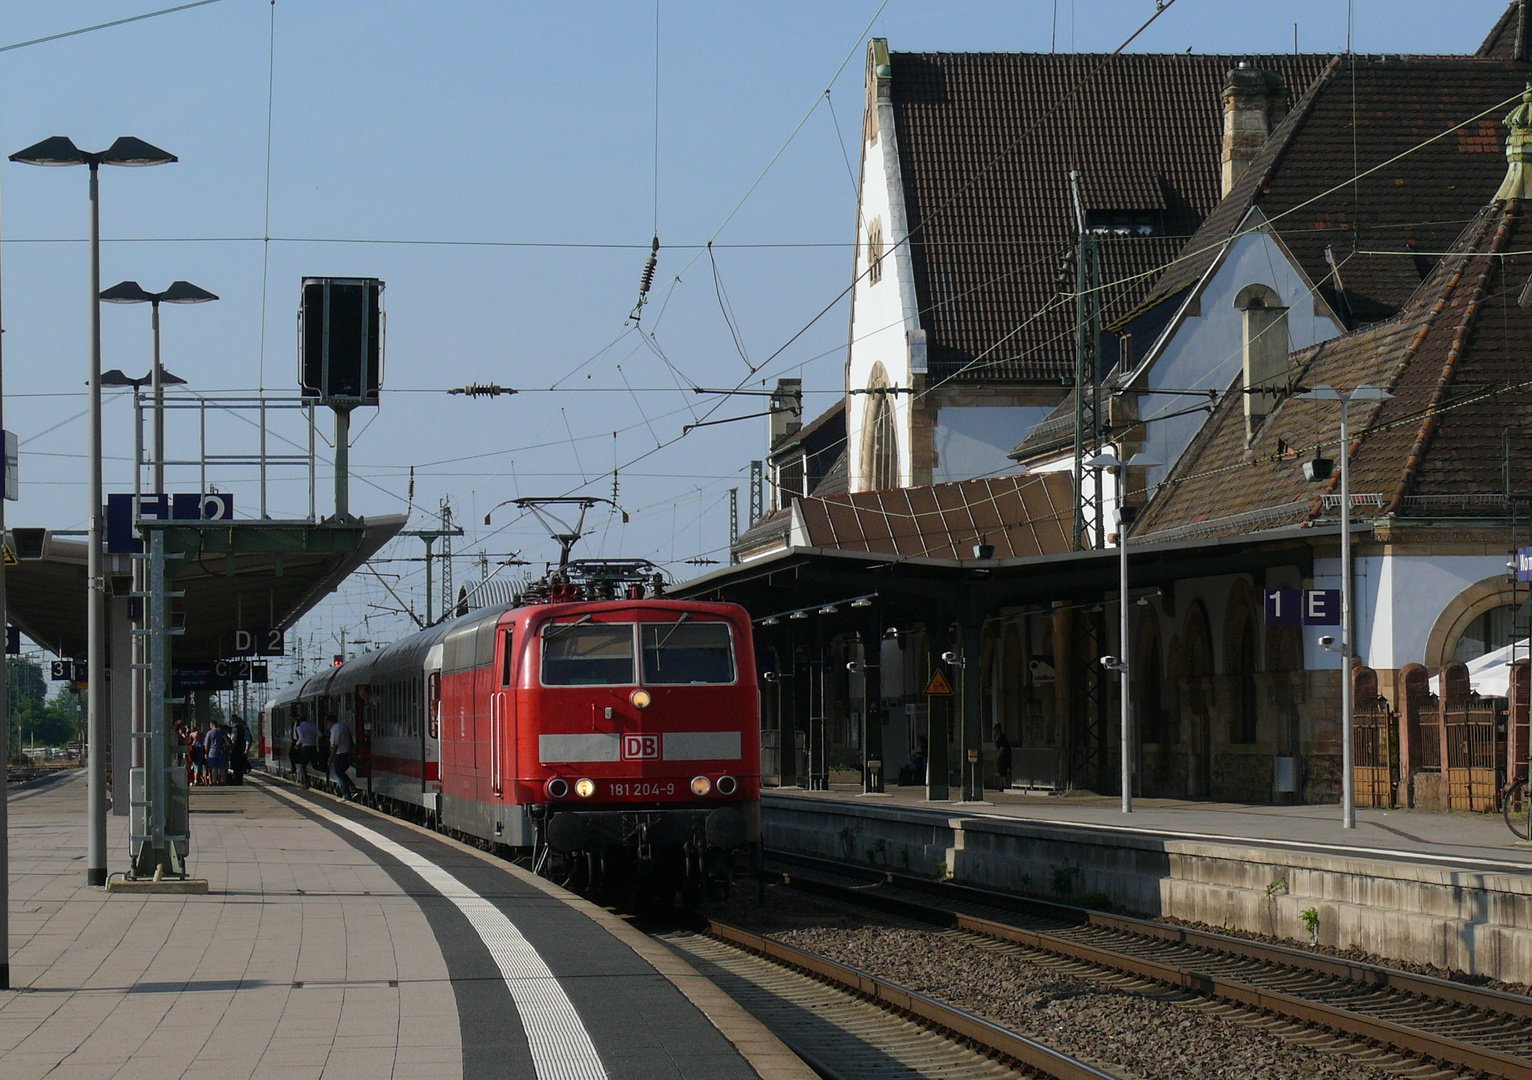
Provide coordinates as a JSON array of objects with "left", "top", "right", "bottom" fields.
[
  {"left": 1264, "top": 588, "right": 1301, "bottom": 626},
  {"left": 1517, "top": 547, "right": 1532, "bottom": 582},
  {"left": 107, "top": 492, "right": 234, "bottom": 553},
  {"left": 1264, "top": 587, "right": 1341, "bottom": 626},
  {"left": 1303, "top": 589, "right": 1341, "bottom": 625}
]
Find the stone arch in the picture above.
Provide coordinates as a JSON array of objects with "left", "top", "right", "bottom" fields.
[
  {"left": 1234, "top": 282, "right": 1282, "bottom": 309},
  {"left": 1134, "top": 608, "right": 1165, "bottom": 745},
  {"left": 859, "top": 362, "right": 899, "bottom": 491},
  {"left": 1181, "top": 600, "right": 1215, "bottom": 796},
  {"left": 1424, "top": 575, "right": 1521, "bottom": 672},
  {"left": 1222, "top": 579, "right": 1262, "bottom": 745}
]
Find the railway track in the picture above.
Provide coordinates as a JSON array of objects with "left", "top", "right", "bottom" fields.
[
  {"left": 769, "top": 851, "right": 1532, "bottom": 1079},
  {"left": 663, "top": 920, "right": 1129, "bottom": 1080}
]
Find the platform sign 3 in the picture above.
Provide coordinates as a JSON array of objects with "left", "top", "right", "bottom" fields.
[
  {"left": 1264, "top": 588, "right": 1341, "bottom": 626},
  {"left": 50, "top": 659, "right": 74, "bottom": 682}
]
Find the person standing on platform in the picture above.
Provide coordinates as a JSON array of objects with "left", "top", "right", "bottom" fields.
[
  {"left": 328, "top": 715, "right": 358, "bottom": 801},
  {"left": 229, "top": 716, "right": 252, "bottom": 785},
  {"left": 992, "top": 724, "right": 1013, "bottom": 792},
  {"left": 294, "top": 715, "right": 320, "bottom": 789},
  {"left": 204, "top": 722, "right": 230, "bottom": 785}
]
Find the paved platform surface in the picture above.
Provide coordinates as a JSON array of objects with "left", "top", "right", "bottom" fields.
[
  {"left": 776, "top": 783, "right": 1532, "bottom": 874},
  {"left": 1, "top": 772, "right": 802, "bottom": 1080}
]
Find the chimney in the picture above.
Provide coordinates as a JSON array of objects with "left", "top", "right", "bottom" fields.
[
  {"left": 768, "top": 378, "right": 803, "bottom": 448},
  {"left": 1496, "top": 85, "right": 1532, "bottom": 201},
  {"left": 1221, "top": 63, "right": 1288, "bottom": 197}
]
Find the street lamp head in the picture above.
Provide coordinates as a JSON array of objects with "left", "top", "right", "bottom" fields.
[
  {"left": 1085, "top": 451, "right": 1122, "bottom": 469},
  {"left": 9, "top": 135, "right": 87, "bottom": 166},
  {"left": 1297, "top": 384, "right": 1342, "bottom": 402},
  {"left": 9, "top": 135, "right": 175, "bottom": 168},
  {"left": 100, "top": 281, "right": 154, "bottom": 304},
  {"left": 97, "top": 136, "right": 176, "bottom": 167},
  {"left": 162, "top": 280, "right": 217, "bottom": 304},
  {"left": 1348, "top": 385, "right": 1392, "bottom": 402}
]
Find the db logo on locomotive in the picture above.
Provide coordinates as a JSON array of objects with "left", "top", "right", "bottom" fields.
[{"left": 622, "top": 733, "right": 660, "bottom": 760}]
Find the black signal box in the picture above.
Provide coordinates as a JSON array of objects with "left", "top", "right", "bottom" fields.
[{"left": 298, "top": 277, "right": 384, "bottom": 406}]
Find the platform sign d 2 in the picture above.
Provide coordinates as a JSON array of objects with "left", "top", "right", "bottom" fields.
[
  {"left": 1264, "top": 588, "right": 1341, "bottom": 626},
  {"left": 225, "top": 628, "right": 285, "bottom": 657}
]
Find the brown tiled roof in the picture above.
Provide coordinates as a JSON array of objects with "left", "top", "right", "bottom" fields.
[
  {"left": 794, "top": 473, "right": 1075, "bottom": 559},
  {"left": 1479, "top": 2, "right": 1528, "bottom": 59},
  {"left": 1130, "top": 57, "right": 1531, "bottom": 329},
  {"left": 1137, "top": 195, "right": 1532, "bottom": 539},
  {"left": 889, "top": 51, "right": 1332, "bottom": 384}
]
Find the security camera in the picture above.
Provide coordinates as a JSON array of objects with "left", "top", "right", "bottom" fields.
[
  {"left": 941, "top": 650, "right": 959, "bottom": 664},
  {"left": 845, "top": 660, "right": 861, "bottom": 673},
  {"left": 1100, "top": 655, "right": 1121, "bottom": 669},
  {"left": 1317, "top": 635, "right": 1335, "bottom": 649},
  {"left": 762, "top": 671, "right": 778, "bottom": 683}
]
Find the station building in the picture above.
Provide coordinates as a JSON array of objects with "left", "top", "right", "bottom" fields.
[{"left": 698, "top": 10, "right": 1532, "bottom": 811}]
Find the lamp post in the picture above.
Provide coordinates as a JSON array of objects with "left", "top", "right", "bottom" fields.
[
  {"left": 1086, "top": 449, "right": 1158, "bottom": 814},
  {"left": 9, "top": 136, "right": 177, "bottom": 886},
  {"left": 101, "top": 281, "right": 217, "bottom": 493},
  {"left": 1297, "top": 385, "right": 1391, "bottom": 830}
]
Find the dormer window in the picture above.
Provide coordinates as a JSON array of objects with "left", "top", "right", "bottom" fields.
[
  {"left": 867, "top": 219, "right": 884, "bottom": 284},
  {"left": 1085, "top": 209, "right": 1163, "bottom": 237}
]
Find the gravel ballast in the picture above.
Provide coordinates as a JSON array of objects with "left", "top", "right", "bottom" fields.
[{"left": 774, "top": 923, "right": 1410, "bottom": 1080}]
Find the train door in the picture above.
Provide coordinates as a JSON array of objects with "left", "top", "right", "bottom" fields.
[
  {"left": 425, "top": 643, "right": 444, "bottom": 797},
  {"left": 474, "top": 618, "right": 498, "bottom": 802},
  {"left": 492, "top": 622, "right": 515, "bottom": 798},
  {"left": 354, "top": 687, "right": 373, "bottom": 787}
]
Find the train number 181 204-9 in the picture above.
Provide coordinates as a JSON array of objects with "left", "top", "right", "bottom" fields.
[{"left": 608, "top": 781, "right": 676, "bottom": 797}]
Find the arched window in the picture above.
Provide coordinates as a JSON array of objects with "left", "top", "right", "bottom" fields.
[
  {"left": 863, "top": 392, "right": 898, "bottom": 490},
  {"left": 1232, "top": 613, "right": 1259, "bottom": 745},
  {"left": 1453, "top": 604, "right": 1517, "bottom": 663}
]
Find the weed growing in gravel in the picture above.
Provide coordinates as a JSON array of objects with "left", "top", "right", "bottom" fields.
[{"left": 867, "top": 838, "right": 888, "bottom": 866}]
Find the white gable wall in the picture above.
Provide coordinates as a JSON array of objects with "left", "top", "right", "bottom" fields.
[
  {"left": 1135, "top": 215, "right": 1346, "bottom": 492},
  {"left": 845, "top": 94, "right": 923, "bottom": 492},
  {"left": 933, "top": 406, "right": 1053, "bottom": 483}
]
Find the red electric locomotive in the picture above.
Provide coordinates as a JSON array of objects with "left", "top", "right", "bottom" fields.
[{"left": 266, "top": 559, "right": 761, "bottom": 897}]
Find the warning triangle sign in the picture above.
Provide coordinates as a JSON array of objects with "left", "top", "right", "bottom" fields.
[
  {"left": 924, "top": 668, "right": 953, "bottom": 696},
  {"left": 2, "top": 545, "right": 15, "bottom": 567}
]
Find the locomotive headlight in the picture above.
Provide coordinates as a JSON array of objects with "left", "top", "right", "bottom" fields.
[
  {"left": 716, "top": 774, "right": 738, "bottom": 796},
  {"left": 630, "top": 689, "right": 652, "bottom": 709},
  {"left": 574, "top": 778, "right": 596, "bottom": 798},
  {"left": 690, "top": 775, "right": 712, "bottom": 797},
  {"left": 546, "top": 777, "right": 570, "bottom": 799}
]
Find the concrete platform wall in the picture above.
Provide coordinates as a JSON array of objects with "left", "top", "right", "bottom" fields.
[{"left": 764, "top": 795, "right": 1532, "bottom": 984}]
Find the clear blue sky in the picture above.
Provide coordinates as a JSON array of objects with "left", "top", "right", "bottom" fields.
[{"left": 0, "top": 0, "right": 1516, "bottom": 675}]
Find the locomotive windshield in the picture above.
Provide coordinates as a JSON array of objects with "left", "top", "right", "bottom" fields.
[
  {"left": 641, "top": 621, "right": 734, "bottom": 684},
  {"left": 541, "top": 623, "right": 635, "bottom": 685}
]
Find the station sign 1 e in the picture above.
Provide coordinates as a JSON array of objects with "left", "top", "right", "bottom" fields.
[{"left": 1264, "top": 587, "right": 1341, "bottom": 626}]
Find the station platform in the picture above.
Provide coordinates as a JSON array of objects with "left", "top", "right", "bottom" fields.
[
  {"left": 764, "top": 784, "right": 1532, "bottom": 986},
  {"left": 1, "top": 772, "right": 811, "bottom": 1080}
]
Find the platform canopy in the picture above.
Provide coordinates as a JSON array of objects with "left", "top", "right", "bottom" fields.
[{"left": 5, "top": 515, "right": 406, "bottom": 663}]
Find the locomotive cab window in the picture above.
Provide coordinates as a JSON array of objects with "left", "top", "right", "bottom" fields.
[
  {"left": 641, "top": 621, "right": 734, "bottom": 684},
  {"left": 541, "top": 622, "right": 635, "bottom": 686}
]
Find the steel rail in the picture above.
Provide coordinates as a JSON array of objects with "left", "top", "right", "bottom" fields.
[
  {"left": 707, "top": 918, "right": 1125, "bottom": 1080},
  {"left": 770, "top": 853, "right": 1532, "bottom": 1080},
  {"left": 773, "top": 850, "right": 1532, "bottom": 1021}
]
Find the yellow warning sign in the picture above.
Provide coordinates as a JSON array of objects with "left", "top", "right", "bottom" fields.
[
  {"left": 2, "top": 545, "right": 15, "bottom": 567},
  {"left": 924, "top": 668, "right": 953, "bottom": 696}
]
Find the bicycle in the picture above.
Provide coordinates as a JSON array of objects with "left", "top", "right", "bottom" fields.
[{"left": 1503, "top": 775, "right": 1530, "bottom": 839}]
